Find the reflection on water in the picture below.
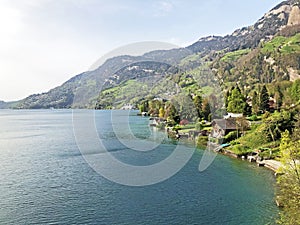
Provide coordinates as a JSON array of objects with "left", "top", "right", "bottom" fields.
[{"left": 0, "top": 110, "right": 278, "bottom": 225}]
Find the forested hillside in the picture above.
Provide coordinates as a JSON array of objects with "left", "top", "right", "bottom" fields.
[{"left": 8, "top": 0, "right": 300, "bottom": 109}]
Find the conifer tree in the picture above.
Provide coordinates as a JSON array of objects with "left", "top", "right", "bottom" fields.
[
  {"left": 202, "top": 98, "right": 211, "bottom": 121},
  {"left": 259, "top": 85, "right": 270, "bottom": 112},
  {"left": 193, "top": 95, "right": 202, "bottom": 119},
  {"left": 291, "top": 79, "right": 300, "bottom": 103},
  {"left": 252, "top": 91, "right": 260, "bottom": 115},
  {"left": 274, "top": 85, "right": 283, "bottom": 110}
]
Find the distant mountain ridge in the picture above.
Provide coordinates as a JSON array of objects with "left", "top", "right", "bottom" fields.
[
  {"left": 0, "top": 101, "right": 8, "bottom": 109},
  {"left": 188, "top": 0, "right": 300, "bottom": 53},
  {"left": 5, "top": 0, "right": 300, "bottom": 109}
]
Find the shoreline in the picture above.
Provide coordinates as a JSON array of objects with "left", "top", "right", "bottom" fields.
[
  {"left": 175, "top": 132, "right": 282, "bottom": 173},
  {"left": 213, "top": 145, "right": 281, "bottom": 173},
  {"left": 162, "top": 126, "right": 282, "bottom": 173},
  {"left": 220, "top": 148, "right": 282, "bottom": 173}
]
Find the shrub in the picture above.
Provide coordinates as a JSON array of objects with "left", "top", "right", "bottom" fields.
[
  {"left": 197, "top": 136, "right": 208, "bottom": 149},
  {"left": 231, "top": 144, "right": 252, "bottom": 156},
  {"left": 224, "top": 131, "right": 239, "bottom": 143},
  {"left": 195, "top": 122, "right": 203, "bottom": 131},
  {"left": 248, "top": 115, "right": 259, "bottom": 121}
]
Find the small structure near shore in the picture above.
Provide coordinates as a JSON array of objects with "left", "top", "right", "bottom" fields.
[
  {"left": 149, "top": 117, "right": 166, "bottom": 127},
  {"left": 211, "top": 118, "right": 237, "bottom": 138}
]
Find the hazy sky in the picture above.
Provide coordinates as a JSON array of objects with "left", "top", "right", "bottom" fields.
[{"left": 0, "top": 0, "right": 283, "bottom": 101}]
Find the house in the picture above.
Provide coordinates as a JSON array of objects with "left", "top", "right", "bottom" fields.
[
  {"left": 121, "top": 104, "right": 134, "bottom": 110},
  {"left": 211, "top": 118, "right": 237, "bottom": 138},
  {"left": 268, "top": 97, "right": 276, "bottom": 111},
  {"left": 223, "top": 113, "right": 243, "bottom": 119}
]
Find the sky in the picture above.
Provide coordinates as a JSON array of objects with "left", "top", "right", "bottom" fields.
[{"left": 0, "top": 0, "right": 283, "bottom": 102}]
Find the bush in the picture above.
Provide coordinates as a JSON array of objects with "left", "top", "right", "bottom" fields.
[
  {"left": 230, "top": 140, "right": 240, "bottom": 145},
  {"left": 248, "top": 115, "right": 259, "bottom": 121},
  {"left": 224, "top": 131, "right": 239, "bottom": 143},
  {"left": 208, "top": 113, "right": 212, "bottom": 122},
  {"left": 231, "top": 144, "right": 252, "bottom": 156},
  {"left": 197, "top": 136, "right": 208, "bottom": 149},
  {"left": 195, "top": 122, "right": 203, "bottom": 131}
]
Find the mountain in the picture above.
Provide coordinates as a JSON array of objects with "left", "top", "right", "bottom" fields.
[
  {"left": 15, "top": 50, "right": 190, "bottom": 109},
  {"left": 0, "top": 100, "right": 18, "bottom": 109},
  {"left": 14, "top": 0, "right": 300, "bottom": 109},
  {"left": 0, "top": 100, "right": 7, "bottom": 109},
  {"left": 189, "top": 0, "right": 300, "bottom": 52}
]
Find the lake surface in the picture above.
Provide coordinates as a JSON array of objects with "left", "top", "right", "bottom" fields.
[{"left": 0, "top": 110, "right": 278, "bottom": 224}]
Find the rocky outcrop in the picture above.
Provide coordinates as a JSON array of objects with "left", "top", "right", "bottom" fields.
[{"left": 287, "top": 5, "right": 300, "bottom": 25}]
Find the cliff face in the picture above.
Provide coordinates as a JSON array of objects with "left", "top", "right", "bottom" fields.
[
  {"left": 189, "top": 0, "right": 300, "bottom": 53},
  {"left": 288, "top": 5, "right": 300, "bottom": 25}
]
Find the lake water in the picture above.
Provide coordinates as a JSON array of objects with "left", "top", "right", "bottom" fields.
[{"left": 0, "top": 110, "right": 278, "bottom": 224}]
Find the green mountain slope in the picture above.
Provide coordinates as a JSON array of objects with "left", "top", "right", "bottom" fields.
[
  {"left": 10, "top": 0, "right": 300, "bottom": 109},
  {"left": 211, "top": 33, "right": 300, "bottom": 94}
]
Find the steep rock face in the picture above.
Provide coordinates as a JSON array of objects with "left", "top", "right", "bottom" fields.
[
  {"left": 288, "top": 67, "right": 300, "bottom": 82},
  {"left": 264, "top": 4, "right": 292, "bottom": 19},
  {"left": 189, "top": 0, "right": 300, "bottom": 53},
  {"left": 288, "top": 5, "right": 300, "bottom": 25}
]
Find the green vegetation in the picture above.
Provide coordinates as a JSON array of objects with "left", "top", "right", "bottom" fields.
[
  {"left": 291, "top": 79, "right": 300, "bottom": 102},
  {"left": 179, "top": 53, "right": 202, "bottom": 67},
  {"left": 277, "top": 128, "right": 300, "bottom": 225},
  {"left": 96, "top": 79, "right": 147, "bottom": 109},
  {"left": 262, "top": 34, "right": 300, "bottom": 54},
  {"left": 222, "top": 81, "right": 300, "bottom": 224},
  {"left": 212, "top": 33, "right": 300, "bottom": 91},
  {"left": 226, "top": 86, "right": 247, "bottom": 114},
  {"left": 8, "top": 4, "right": 300, "bottom": 222},
  {"left": 220, "top": 49, "right": 251, "bottom": 62},
  {"left": 197, "top": 136, "right": 209, "bottom": 149},
  {"left": 227, "top": 110, "right": 294, "bottom": 157}
]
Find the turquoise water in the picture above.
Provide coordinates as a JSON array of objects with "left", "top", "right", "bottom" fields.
[{"left": 0, "top": 110, "right": 278, "bottom": 224}]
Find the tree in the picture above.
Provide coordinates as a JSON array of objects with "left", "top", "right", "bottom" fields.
[
  {"left": 202, "top": 98, "right": 211, "bottom": 121},
  {"left": 252, "top": 91, "right": 260, "bottom": 115},
  {"left": 193, "top": 95, "right": 202, "bottom": 119},
  {"left": 139, "top": 100, "right": 149, "bottom": 112},
  {"left": 262, "top": 110, "right": 293, "bottom": 142},
  {"left": 274, "top": 84, "right": 283, "bottom": 111},
  {"left": 277, "top": 130, "right": 300, "bottom": 225},
  {"left": 159, "top": 107, "right": 165, "bottom": 118},
  {"left": 225, "top": 90, "right": 230, "bottom": 109},
  {"left": 236, "top": 116, "right": 250, "bottom": 136},
  {"left": 174, "top": 94, "right": 198, "bottom": 122},
  {"left": 290, "top": 79, "right": 300, "bottom": 103},
  {"left": 259, "top": 85, "right": 270, "bottom": 112},
  {"left": 227, "top": 86, "right": 246, "bottom": 113},
  {"left": 164, "top": 103, "right": 180, "bottom": 126},
  {"left": 148, "top": 100, "right": 162, "bottom": 116},
  {"left": 208, "top": 94, "right": 219, "bottom": 115}
]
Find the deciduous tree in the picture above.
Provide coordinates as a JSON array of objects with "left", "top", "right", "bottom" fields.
[
  {"left": 277, "top": 130, "right": 300, "bottom": 225},
  {"left": 227, "top": 86, "right": 246, "bottom": 113}
]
